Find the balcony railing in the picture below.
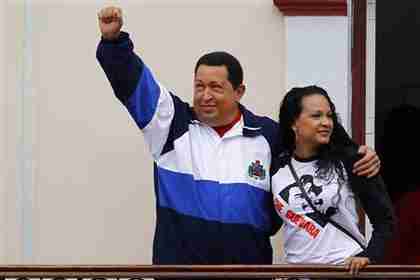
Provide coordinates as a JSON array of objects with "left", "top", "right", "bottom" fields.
[{"left": 0, "top": 265, "right": 419, "bottom": 278}]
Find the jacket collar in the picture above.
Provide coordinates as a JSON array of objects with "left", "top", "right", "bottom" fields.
[
  {"left": 190, "top": 103, "right": 264, "bottom": 137},
  {"left": 239, "top": 103, "right": 263, "bottom": 137}
]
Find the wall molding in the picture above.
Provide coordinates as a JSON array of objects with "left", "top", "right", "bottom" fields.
[
  {"left": 273, "top": 0, "right": 347, "bottom": 16},
  {"left": 351, "top": 0, "right": 367, "bottom": 145}
]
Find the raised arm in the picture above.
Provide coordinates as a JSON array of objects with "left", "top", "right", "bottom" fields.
[
  {"left": 96, "top": 6, "right": 176, "bottom": 159},
  {"left": 96, "top": 7, "right": 145, "bottom": 106}
]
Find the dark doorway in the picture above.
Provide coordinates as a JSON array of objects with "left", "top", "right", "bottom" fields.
[
  {"left": 376, "top": 2, "right": 420, "bottom": 199},
  {"left": 376, "top": 1, "right": 420, "bottom": 264}
]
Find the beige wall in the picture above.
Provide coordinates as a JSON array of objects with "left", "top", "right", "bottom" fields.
[
  {"left": 2, "top": 0, "right": 286, "bottom": 264},
  {"left": 0, "top": 0, "right": 5, "bottom": 264},
  {"left": 3, "top": 0, "right": 26, "bottom": 263}
]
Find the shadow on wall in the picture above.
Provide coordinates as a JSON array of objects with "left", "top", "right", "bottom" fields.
[
  {"left": 382, "top": 104, "right": 420, "bottom": 265},
  {"left": 382, "top": 104, "right": 420, "bottom": 200}
]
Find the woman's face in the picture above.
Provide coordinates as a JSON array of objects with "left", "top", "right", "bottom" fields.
[{"left": 292, "top": 94, "right": 334, "bottom": 150}]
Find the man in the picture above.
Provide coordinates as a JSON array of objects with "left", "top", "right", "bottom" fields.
[{"left": 96, "top": 6, "right": 380, "bottom": 268}]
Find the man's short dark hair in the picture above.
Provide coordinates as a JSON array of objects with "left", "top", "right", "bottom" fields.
[{"left": 194, "top": 51, "right": 243, "bottom": 90}]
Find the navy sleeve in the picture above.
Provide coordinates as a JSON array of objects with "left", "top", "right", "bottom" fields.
[
  {"left": 96, "top": 31, "right": 143, "bottom": 104},
  {"left": 343, "top": 148, "right": 396, "bottom": 263}
]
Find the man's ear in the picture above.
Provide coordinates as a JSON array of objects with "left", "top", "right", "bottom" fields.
[{"left": 235, "top": 84, "right": 246, "bottom": 101}]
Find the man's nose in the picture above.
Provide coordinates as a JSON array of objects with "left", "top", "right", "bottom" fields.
[{"left": 203, "top": 87, "right": 213, "bottom": 100}]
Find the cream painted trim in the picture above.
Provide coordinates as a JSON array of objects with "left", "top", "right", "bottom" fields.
[
  {"left": 17, "top": 0, "right": 35, "bottom": 262},
  {"left": 0, "top": 0, "right": 6, "bottom": 264}
]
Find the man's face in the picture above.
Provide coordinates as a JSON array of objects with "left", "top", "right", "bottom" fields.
[{"left": 193, "top": 65, "right": 244, "bottom": 127}]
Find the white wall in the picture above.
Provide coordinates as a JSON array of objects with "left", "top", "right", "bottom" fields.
[
  {"left": 2, "top": 0, "right": 286, "bottom": 264},
  {"left": 285, "top": 16, "right": 350, "bottom": 131},
  {"left": 366, "top": 0, "right": 376, "bottom": 148},
  {"left": 364, "top": 0, "right": 376, "bottom": 243}
]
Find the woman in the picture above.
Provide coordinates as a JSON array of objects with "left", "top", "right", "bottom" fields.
[{"left": 272, "top": 86, "right": 395, "bottom": 275}]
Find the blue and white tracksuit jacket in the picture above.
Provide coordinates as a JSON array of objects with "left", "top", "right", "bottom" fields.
[{"left": 96, "top": 32, "right": 281, "bottom": 265}]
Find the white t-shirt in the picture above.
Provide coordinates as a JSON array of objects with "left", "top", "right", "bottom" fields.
[{"left": 272, "top": 157, "right": 366, "bottom": 264}]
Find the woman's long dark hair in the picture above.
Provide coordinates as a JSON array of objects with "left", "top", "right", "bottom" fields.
[{"left": 278, "top": 86, "right": 351, "bottom": 202}]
